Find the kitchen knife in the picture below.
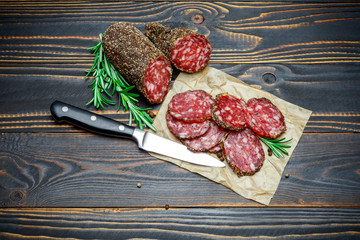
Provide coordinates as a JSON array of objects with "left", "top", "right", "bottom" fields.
[{"left": 50, "top": 101, "right": 225, "bottom": 167}]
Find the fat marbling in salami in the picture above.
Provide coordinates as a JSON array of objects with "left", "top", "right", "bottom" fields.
[
  {"left": 168, "top": 90, "right": 214, "bottom": 122},
  {"left": 244, "top": 98, "right": 286, "bottom": 138},
  {"left": 212, "top": 93, "right": 247, "bottom": 131},
  {"left": 145, "top": 22, "right": 212, "bottom": 73},
  {"left": 166, "top": 112, "right": 210, "bottom": 139},
  {"left": 182, "top": 120, "right": 227, "bottom": 152},
  {"left": 222, "top": 128, "right": 265, "bottom": 176}
]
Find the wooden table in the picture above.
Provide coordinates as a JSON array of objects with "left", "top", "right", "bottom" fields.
[{"left": 1, "top": 1, "right": 359, "bottom": 239}]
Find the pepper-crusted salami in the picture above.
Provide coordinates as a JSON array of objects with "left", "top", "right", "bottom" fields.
[
  {"left": 223, "top": 128, "right": 265, "bottom": 176},
  {"left": 145, "top": 22, "right": 212, "bottom": 73},
  {"left": 245, "top": 98, "right": 286, "bottom": 138},
  {"left": 212, "top": 93, "right": 247, "bottom": 131},
  {"left": 102, "top": 22, "right": 172, "bottom": 104},
  {"left": 182, "top": 121, "right": 227, "bottom": 152},
  {"left": 168, "top": 90, "right": 214, "bottom": 122},
  {"left": 166, "top": 112, "right": 210, "bottom": 139}
]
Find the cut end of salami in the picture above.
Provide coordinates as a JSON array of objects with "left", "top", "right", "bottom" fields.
[
  {"left": 245, "top": 98, "right": 286, "bottom": 138},
  {"left": 166, "top": 112, "right": 210, "bottom": 139},
  {"left": 212, "top": 93, "right": 247, "bottom": 131},
  {"left": 223, "top": 128, "right": 265, "bottom": 176},
  {"left": 145, "top": 22, "right": 212, "bottom": 73},
  {"left": 168, "top": 90, "right": 214, "bottom": 122},
  {"left": 144, "top": 56, "right": 172, "bottom": 104},
  {"left": 171, "top": 34, "right": 212, "bottom": 73}
]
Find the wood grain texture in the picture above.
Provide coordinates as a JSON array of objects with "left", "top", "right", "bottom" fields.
[
  {"left": 1, "top": 2, "right": 360, "bottom": 64},
  {"left": 0, "top": 132, "right": 359, "bottom": 207},
  {"left": 0, "top": 208, "right": 359, "bottom": 239}
]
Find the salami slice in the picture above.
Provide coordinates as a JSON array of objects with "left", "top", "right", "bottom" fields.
[
  {"left": 182, "top": 121, "right": 227, "bottom": 152},
  {"left": 244, "top": 98, "right": 286, "bottom": 138},
  {"left": 212, "top": 93, "right": 247, "bottom": 131},
  {"left": 168, "top": 90, "right": 214, "bottom": 122},
  {"left": 222, "top": 128, "right": 265, "bottom": 176},
  {"left": 102, "top": 22, "right": 172, "bottom": 104},
  {"left": 166, "top": 112, "right": 210, "bottom": 139},
  {"left": 145, "top": 22, "right": 212, "bottom": 73}
]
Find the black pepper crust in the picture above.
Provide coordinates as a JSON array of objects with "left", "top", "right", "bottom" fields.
[
  {"left": 102, "top": 22, "right": 171, "bottom": 104},
  {"left": 145, "top": 22, "right": 212, "bottom": 72},
  {"left": 226, "top": 157, "right": 264, "bottom": 177}
]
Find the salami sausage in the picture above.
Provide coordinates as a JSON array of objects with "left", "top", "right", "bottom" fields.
[
  {"left": 102, "top": 22, "right": 172, "bottom": 104},
  {"left": 182, "top": 121, "right": 227, "bottom": 152},
  {"left": 222, "top": 128, "right": 265, "bottom": 176},
  {"left": 145, "top": 22, "right": 212, "bottom": 73},
  {"left": 168, "top": 90, "right": 214, "bottom": 122},
  {"left": 244, "top": 98, "right": 286, "bottom": 138},
  {"left": 212, "top": 93, "right": 247, "bottom": 131},
  {"left": 166, "top": 112, "right": 210, "bottom": 139}
]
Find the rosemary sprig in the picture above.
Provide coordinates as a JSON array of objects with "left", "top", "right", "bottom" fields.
[
  {"left": 85, "top": 33, "right": 156, "bottom": 132},
  {"left": 259, "top": 137, "right": 293, "bottom": 159}
]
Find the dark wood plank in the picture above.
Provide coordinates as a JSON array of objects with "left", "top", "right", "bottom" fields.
[
  {"left": 0, "top": 132, "right": 359, "bottom": 207},
  {"left": 0, "top": 207, "right": 359, "bottom": 239}
]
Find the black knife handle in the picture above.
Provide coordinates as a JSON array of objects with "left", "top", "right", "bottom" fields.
[{"left": 50, "top": 101, "right": 135, "bottom": 138}]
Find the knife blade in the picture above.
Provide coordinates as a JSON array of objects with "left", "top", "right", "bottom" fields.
[{"left": 50, "top": 101, "right": 225, "bottom": 167}]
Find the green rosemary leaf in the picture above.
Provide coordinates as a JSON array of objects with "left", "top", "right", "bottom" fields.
[
  {"left": 280, "top": 138, "right": 293, "bottom": 143},
  {"left": 276, "top": 145, "right": 289, "bottom": 155},
  {"left": 271, "top": 146, "right": 282, "bottom": 158},
  {"left": 273, "top": 147, "right": 284, "bottom": 158},
  {"left": 276, "top": 144, "right": 292, "bottom": 148},
  {"left": 143, "top": 112, "right": 154, "bottom": 123},
  {"left": 127, "top": 93, "right": 140, "bottom": 98},
  {"left": 126, "top": 95, "right": 139, "bottom": 103},
  {"left": 129, "top": 110, "right": 133, "bottom": 127},
  {"left": 120, "top": 94, "right": 128, "bottom": 111},
  {"left": 266, "top": 137, "right": 284, "bottom": 143}
]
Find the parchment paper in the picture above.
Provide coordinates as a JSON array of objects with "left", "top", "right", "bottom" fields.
[{"left": 149, "top": 67, "right": 312, "bottom": 205}]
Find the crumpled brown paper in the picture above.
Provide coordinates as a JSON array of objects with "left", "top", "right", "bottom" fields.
[{"left": 149, "top": 67, "right": 312, "bottom": 205}]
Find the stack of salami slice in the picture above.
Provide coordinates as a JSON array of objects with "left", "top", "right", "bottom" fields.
[
  {"left": 167, "top": 90, "right": 227, "bottom": 154},
  {"left": 167, "top": 90, "right": 286, "bottom": 177}
]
